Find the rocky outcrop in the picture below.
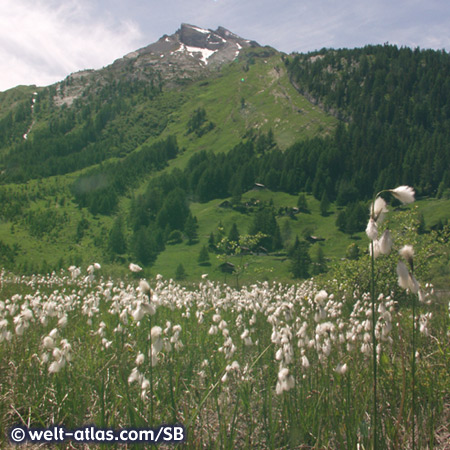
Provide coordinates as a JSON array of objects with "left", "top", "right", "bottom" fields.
[{"left": 114, "top": 23, "right": 260, "bottom": 81}]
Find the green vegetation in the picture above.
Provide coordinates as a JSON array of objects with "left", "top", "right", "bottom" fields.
[
  {"left": 287, "top": 45, "right": 450, "bottom": 199},
  {"left": 0, "top": 209, "right": 448, "bottom": 448},
  {"left": 0, "top": 41, "right": 450, "bottom": 448},
  {"left": 0, "top": 44, "right": 448, "bottom": 289}
]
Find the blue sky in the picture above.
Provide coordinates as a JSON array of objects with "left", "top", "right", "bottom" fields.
[{"left": 1, "top": 0, "right": 449, "bottom": 91}]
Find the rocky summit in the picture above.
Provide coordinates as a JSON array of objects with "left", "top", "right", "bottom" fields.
[
  {"left": 52, "top": 24, "right": 260, "bottom": 106},
  {"left": 134, "top": 24, "right": 258, "bottom": 66},
  {"left": 113, "top": 24, "right": 260, "bottom": 82}
]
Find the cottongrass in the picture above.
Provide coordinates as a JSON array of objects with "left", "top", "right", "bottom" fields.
[{"left": 0, "top": 253, "right": 448, "bottom": 448}]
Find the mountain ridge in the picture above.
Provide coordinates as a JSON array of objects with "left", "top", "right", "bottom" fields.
[
  {"left": 43, "top": 24, "right": 262, "bottom": 108},
  {"left": 109, "top": 23, "right": 261, "bottom": 83},
  {"left": 0, "top": 29, "right": 448, "bottom": 281}
]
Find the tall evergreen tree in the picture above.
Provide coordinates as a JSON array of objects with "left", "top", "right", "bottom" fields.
[
  {"left": 297, "top": 192, "right": 309, "bottom": 212},
  {"left": 175, "top": 263, "right": 187, "bottom": 281},
  {"left": 198, "top": 245, "right": 211, "bottom": 266},
  {"left": 184, "top": 213, "right": 198, "bottom": 244},
  {"left": 320, "top": 191, "right": 330, "bottom": 216},
  {"left": 228, "top": 223, "right": 240, "bottom": 244},
  {"left": 249, "top": 208, "right": 282, "bottom": 251},
  {"left": 289, "top": 238, "right": 311, "bottom": 279},
  {"left": 108, "top": 216, "right": 126, "bottom": 255}
]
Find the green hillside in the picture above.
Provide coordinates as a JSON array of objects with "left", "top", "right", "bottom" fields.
[{"left": 0, "top": 42, "right": 448, "bottom": 286}]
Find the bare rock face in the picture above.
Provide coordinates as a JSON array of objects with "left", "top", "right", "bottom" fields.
[{"left": 115, "top": 24, "right": 260, "bottom": 81}]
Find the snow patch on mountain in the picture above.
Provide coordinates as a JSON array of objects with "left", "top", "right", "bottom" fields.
[
  {"left": 190, "top": 25, "right": 210, "bottom": 35},
  {"left": 176, "top": 43, "right": 218, "bottom": 65}
]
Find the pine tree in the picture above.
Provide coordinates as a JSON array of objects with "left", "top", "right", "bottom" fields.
[
  {"left": 289, "top": 239, "right": 311, "bottom": 279},
  {"left": 175, "top": 263, "right": 187, "bottom": 281},
  {"left": 312, "top": 245, "right": 327, "bottom": 275},
  {"left": 320, "top": 191, "right": 330, "bottom": 216},
  {"left": 208, "top": 232, "right": 216, "bottom": 250},
  {"left": 184, "top": 213, "right": 198, "bottom": 244},
  {"left": 108, "top": 216, "right": 126, "bottom": 255},
  {"left": 228, "top": 223, "right": 240, "bottom": 244},
  {"left": 297, "top": 192, "right": 309, "bottom": 212},
  {"left": 198, "top": 245, "right": 211, "bottom": 266},
  {"left": 249, "top": 208, "right": 282, "bottom": 251}
]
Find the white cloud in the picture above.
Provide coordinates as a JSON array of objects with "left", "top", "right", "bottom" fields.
[
  {"left": 1, "top": 0, "right": 449, "bottom": 91},
  {"left": 0, "top": 0, "right": 143, "bottom": 91}
]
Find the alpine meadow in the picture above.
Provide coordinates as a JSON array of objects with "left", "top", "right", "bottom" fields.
[{"left": 0, "top": 24, "right": 449, "bottom": 449}]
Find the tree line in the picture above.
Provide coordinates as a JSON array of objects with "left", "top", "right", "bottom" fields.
[
  {"left": 0, "top": 77, "right": 174, "bottom": 183},
  {"left": 286, "top": 44, "right": 450, "bottom": 198}
]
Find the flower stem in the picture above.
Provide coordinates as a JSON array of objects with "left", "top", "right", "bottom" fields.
[
  {"left": 369, "top": 193, "right": 379, "bottom": 450},
  {"left": 412, "top": 293, "right": 416, "bottom": 450},
  {"left": 370, "top": 242, "right": 378, "bottom": 449}
]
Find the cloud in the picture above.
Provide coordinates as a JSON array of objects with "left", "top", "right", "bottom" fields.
[
  {"left": 0, "top": 0, "right": 143, "bottom": 91},
  {"left": 1, "top": 0, "right": 449, "bottom": 91}
]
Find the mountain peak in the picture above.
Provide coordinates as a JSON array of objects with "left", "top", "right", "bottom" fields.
[
  {"left": 127, "top": 23, "right": 259, "bottom": 69},
  {"left": 54, "top": 24, "right": 261, "bottom": 106}
]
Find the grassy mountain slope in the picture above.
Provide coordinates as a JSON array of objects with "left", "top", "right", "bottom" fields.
[
  {"left": 0, "top": 47, "right": 337, "bottom": 277},
  {"left": 0, "top": 43, "right": 448, "bottom": 286}
]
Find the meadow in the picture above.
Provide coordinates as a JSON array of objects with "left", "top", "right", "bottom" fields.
[{"left": 1, "top": 200, "right": 449, "bottom": 449}]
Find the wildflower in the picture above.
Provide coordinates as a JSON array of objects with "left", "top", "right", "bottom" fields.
[
  {"left": 151, "top": 326, "right": 164, "bottom": 356},
  {"left": 378, "top": 229, "right": 393, "bottom": 255},
  {"left": 58, "top": 315, "right": 68, "bottom": 328},
  {"left": 43, "top": 336, "right": 55, "bottom": 349},
  {"left": 49, "top": 328, "right": 59, "bottom": 339},
  {"left": 389, "top": 185, "right": 415, "bottom": 204},
  {"left": 132, "top": 305, "right": 145, "bottom": 322},
  {"left": 369, "top": 240, "right": 381, "bottom": 258},
  {"left": 419, "top": 313, "right": 432, "bottom": 336},
  {"left": 408, "top": 274, "right": 420, "bottom": 294},
  {"left": 230, "top": 360, "right": 240, "bottom": 371},
  {"left": 48, "top": 360, "right": 63, "bottom": 373},
  {"left": 139, "top": 279, "right": 151, "bottom": 294},
  {"left": 129, "top": 263, "right": 143, "bottom": 273},
  {"left": 151, "top": 326, "right": 162, "bottom": 340},
  {"left": 141, "top": 302, "right": 156, "bottom": 316},
  {"left": 397, "top": 245, "right": 420, "bottom": 293},
  {"left": 314, "top": 290, "right": 328, "bottom": 306},
  {"left": 399, "top": 245, "right": 414, "bottom": 268},
  {"left": 396, "top": 262, "right": 410, "bottom": 290},
  {"left": 128, "top": 367, "right": 141, "bottom": 384},
  {"left": 141, "top": 378, "right": 150, "bottom": 390},
  {"left": 135, "top": 353, "right": 145, "bottom": 366},
  {"left": 15, "top": 321, "right": 24, "bottom": 336},
  {"left": 365, "top": 218, "right": 378, "bottom": 241},
  {"left": 69, "top": 266, "right": 81, "bottom": 279},
  {"left": 276, "top": 367, "right": 295, "bottom": 395},
  {"left": 208, "top": 325, "right": 218, "bottom": 335},
  {"left": 102, "top": 338, "right": 112, "bottom": 349},
  {"left": 335, "top": 362, "right": 348, "bottom": 375},
  {"left": 301, "top": 355, "right": 310, "bottom": 368},
  {"left": 370, "top": 197, "right": 388, "bottom": 222}
]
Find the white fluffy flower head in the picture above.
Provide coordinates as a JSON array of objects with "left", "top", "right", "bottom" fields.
[
  {"left": 370, "top": 197, "right": 388, "bottom": 222},
  {"left": 365, "top": 218, "right": 378, "bottom": 241},
  {"left": 390, "top": 185, "right": 415, "bottom": 204},
  {"left": 129, "top": 263, "right": 143, "bottom": 273}
]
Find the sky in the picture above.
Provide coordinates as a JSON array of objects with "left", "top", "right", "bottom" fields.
[{"left": 1, "top": 0, "right": 449, "bottom": 92}]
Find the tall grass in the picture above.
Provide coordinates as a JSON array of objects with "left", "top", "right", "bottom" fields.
[
  {"left": 0, "top": 255, "right": 448, "bottom": 448},
  {"left": 1, "top": 202, "right": 449, "bottom": 448}
]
